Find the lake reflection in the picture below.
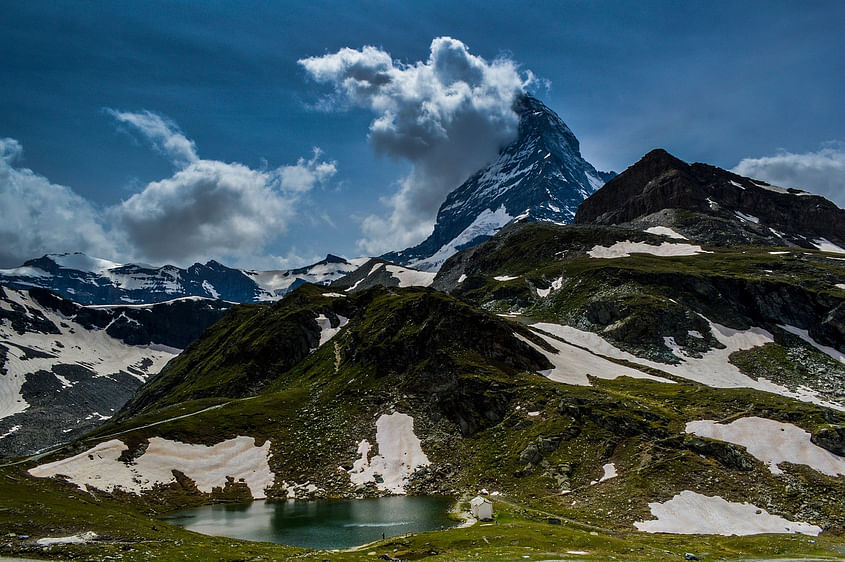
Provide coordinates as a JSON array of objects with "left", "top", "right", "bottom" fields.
[{"left": 162, "top": 495, "right": 456, "bottom": 549}]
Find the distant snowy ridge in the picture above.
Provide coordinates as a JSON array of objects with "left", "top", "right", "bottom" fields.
[{"left": 0, "top": 252, "right": 365, "bottom": 305}]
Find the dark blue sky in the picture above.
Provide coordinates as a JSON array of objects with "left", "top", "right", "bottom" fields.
[{"left": 2, "top": 1, "right": 843, "bottom": 268}]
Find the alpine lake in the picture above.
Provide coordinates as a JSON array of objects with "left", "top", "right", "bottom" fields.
[{"left": 161, "top": 495, "right": 458, "bottom": 549}]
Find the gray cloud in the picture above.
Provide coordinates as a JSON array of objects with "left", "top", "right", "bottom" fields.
[
  {"left": 300, "top": 36, "right": 536, "bottom": 254},
  {"left": 0, "top": 138, "right": 116, "bottom": 267},
  {"left": 109, "top": 111, "right": 336, "bottom": 264},
  {"left": 733, "top": 141, "right": 845, "bottom": 206}
]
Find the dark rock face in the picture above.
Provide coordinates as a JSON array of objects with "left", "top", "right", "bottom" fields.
[
  {"left": 575, "top": 149, "right": 845, "bottom": 248},
  {"left": 383, "top": 95, "right": 614, "bottom": 270},
  {"left": 684, "top": 437, "right": 755, "bottom": 470},
  {"left": 811, "top": 425, "right": 845, "bottom": 456}
]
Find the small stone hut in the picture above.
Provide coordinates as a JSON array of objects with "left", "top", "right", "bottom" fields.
[{"left": 470, "top": 496, "right": 493, "bottom": 521}]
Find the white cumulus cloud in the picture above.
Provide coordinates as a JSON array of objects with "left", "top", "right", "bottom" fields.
[
  {"left": 107, "top": 109, "right": 198, "bottom": 166},
  {"left": 0, "top": 138, "right": 116, "bottom": 267},
  {"left": 300, "top": 36, "right": 536, "bottom": 254},
  {"left": 733, "top": 141, "right": 845, "bottom": 206},
  {"left": 109, "top": 111, "right": 337, "bottom": 264}
]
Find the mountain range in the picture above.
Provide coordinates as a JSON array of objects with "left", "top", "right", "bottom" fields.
[
  {"left": 1, "top": 96, "right": 845, "bottom": 560},
  {"left": 0, "top": 252, "right": 365, "bottom": 305}
]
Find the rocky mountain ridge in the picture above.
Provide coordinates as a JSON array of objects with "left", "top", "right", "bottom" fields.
[{"left": 575, "top": 148, "right": 845, "bottom": 250}]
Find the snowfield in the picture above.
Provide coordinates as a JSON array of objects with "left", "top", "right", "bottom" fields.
[
  {"left": 644, "top": 226, "right": 687, "bottom": 239},
  {"left": 409, "top": 205, "right": 513, "bottom": 272},
  {"left": 29, "top": 435, "right": 274, "bottom": 498},
  {"left": 385, "top": 265, "right": 435, "bottom": 288},
  {"left": 530, "top": 322, "right": 843, "bottom": 411},
  {"left": 587, "top": 240, "right": 706, "bottom": 258},
  {"left": 515, "top": 332, "right": 674, "bottom": 387},
  {"left": 315, "top": 314, "right": 349, "bottom": 347},
  {"left": 634, "top": 490, "right": 821, "bottom": 536},
  {"left": 347, "top": 412, "right": 430, "bottom": 494},
  {"left": 686, "top": 417, "right": 845, "bottom": 476}
]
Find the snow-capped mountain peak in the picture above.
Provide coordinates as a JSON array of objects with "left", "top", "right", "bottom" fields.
[{"left": 383, "top": 95, "right": 614, "bottom": 271}]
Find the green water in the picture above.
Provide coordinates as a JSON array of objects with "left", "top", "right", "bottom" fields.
[{"left": 162, "top": 495, "right": 457, "bottom": 549}]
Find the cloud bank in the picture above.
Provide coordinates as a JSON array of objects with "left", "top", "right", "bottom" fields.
[
  {"left": 0, "top": 138, "right": 116, "bottom": 267},
  {"left": 300, "top": 36, "right": 536, "bottom": 253},
  {"left": 0, "top": 114, "right": 336, "bottom": 268},
  {"left": 733, "top": 142, "right": 845, "bottom": 206}
]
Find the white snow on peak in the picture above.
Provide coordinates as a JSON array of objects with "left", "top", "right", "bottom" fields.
[
  {"left": 686, "top": 417, "right": 845, "bottom": 477},
  {"left": 385, "top": 265, "right": 436, "bottom": 288},
  {"left": 586, "top": 172, "right": 605, "bottom": 192},
  {"left": 634, "top": 491, "right": 820, "bottom": 536},
  {"left": 409, "top": 205, "right": 513, "bottom": 272},
  {"left": 347, "top": 412, "right": 430, "bottom": 494},
  {"left": 587, "top": 241, "right": 706, "bottom": 258},
  {"left": 345, "top": 262, "right": 384, "bottom": 292},
  {"left": 644, "top": 226, "right": 687, "bottom": 239},
  {"left": 780, "top": 324, "right": 845, "bottom": 363},
  {"left": 29, "top": 435, "right": 274, "bottom": 498},
  {"left": 813, "top": 238, "right": 845, "bottom": 254},
  {"left": 201, "top": 280, "right": 219, "bottom": 298},
  {"left": 50, "top": 253, "right": 122, "bottom": 273}
]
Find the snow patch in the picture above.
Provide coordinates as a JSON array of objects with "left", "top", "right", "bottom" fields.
[
  {"left": 315, "top": 314, "right": 349, "bottom": 347},
  {"left": 457, "top": 274, "right": 467, "bottom": 284},
  {"left": 37, "top": 531, "right": 99, "bottom": 546},
  {"left": 634, "top": 490, "right": 821, "bottom": 536},
  {"left": 599, "top": 462, "right": 617, "bottom": 482},
  {"left": 686, "top": 417, "right": 845, "bottom": 476},
  {"left": 0, "top": 424, "right": 21, "bottom": 439},
  {"left": 644, "top": 226, "right": 687, "bottom": 240},
  {"left": 515, "top": 332, "right": 673, "bottom": 387},
  {"left": 734, "top": 211, "right": 760, "bottom": 224},
  {"left": 494, "top": 275, "right": 518, "bottom": 282},
  {"left": 409, "top": 205, "right": 513, "bottom": 272},
  {"left": 201, "top": 280, "right": 219, "bottom": 298},
  {"left": 836, "top": 283, "right": 845, "bottom": 291},
  {"left": 51, "top": 253, "right": 121, "bottom": 273},
  {"left": 347, "top": 412, "right": 429, "bottom": 494},
  {"left": 29, "top": 436, "right": 274, "bottom": 498},
  {"left": 587, "top": 240, "right": 706, "bottom": 258},
  {"left": 780, "top": 324, "right": 844, "bottom": 363},
  {"left": 813, "top": 238, "right": 845, "bottom": 254},
  {"left": 322, "top": 292, "right": 347, "bottom": 298},
  {"left": 385, "top": 265, "right": 435, "bottom": 288}
]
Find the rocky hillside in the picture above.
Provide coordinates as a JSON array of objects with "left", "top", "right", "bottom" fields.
[
  {"left": 0, "top": 286, "right": 231, "bottom": 456},
  {"left": 383, "top": 95, "right": 614, "bottom": 271},
  {"left": 575, "top": 148, "right": 845, "bottom": 249}
]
